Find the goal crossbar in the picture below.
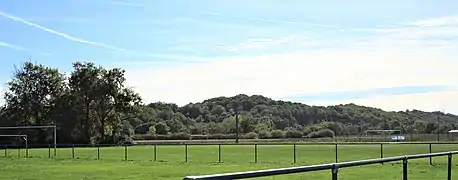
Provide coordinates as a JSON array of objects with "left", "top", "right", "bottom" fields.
[
  {"left": 0, "top": 134, "right": 27, "bottom": 137},
  {"left": 0, "top": 134, "right": 28, "bottom": 145},
  {"left": 0, "top": 125, "right": 55, "bottom": 129}
]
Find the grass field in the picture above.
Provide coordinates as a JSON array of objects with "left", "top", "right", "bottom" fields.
[{"left": 1, "top": 143, "right": 458, "bottom": 179}]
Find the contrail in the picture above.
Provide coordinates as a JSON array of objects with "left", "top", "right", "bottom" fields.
[
  {"left": 1, "top": 41, "right": 52, "bottom": 55},
  {"left": 0, "top": 41, "right": 26, "bottom": 51},
  {"left": 201, "top": 12, "right": 338, "bottom": 28},
  {"left": 110, "top": 1, "right": 144, "bottom": 7},
  {"left": 0, "top": 10, "right": 206, "bottom": 62},
  {"left": 0, "top": 10, "right": 130, "bottom": 53}
]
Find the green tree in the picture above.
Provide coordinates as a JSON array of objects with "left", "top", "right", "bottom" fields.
[
  {"left": 67, "top": 61, "right": 141, "bottom": 143},
  {"left": 155, "top": 122, "right": 170, "bottom": 135},
  {"left": 2, "top": 62, "right": 64, "bottom": 144},
  {"left": 148, "top": 126, "right": 156, "bottom": 135}
]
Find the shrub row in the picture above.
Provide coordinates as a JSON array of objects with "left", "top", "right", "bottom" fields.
[{"left": 132, "top": 129, "right": 335, "bottom": 140}]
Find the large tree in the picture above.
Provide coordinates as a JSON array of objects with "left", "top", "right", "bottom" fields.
[
  {"left": 1, "top": 62, "right": 65, "bottom": 143},
  {"left": 68, "top": 61, "right": 141, "bottom": 143}
]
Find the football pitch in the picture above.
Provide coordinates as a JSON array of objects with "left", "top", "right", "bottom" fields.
[{"left": 0, "top": 143, "right": 457, "bottom": 179}]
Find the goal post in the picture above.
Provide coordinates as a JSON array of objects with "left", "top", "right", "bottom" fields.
[{"left": 0, "top": 125, "right": 56, "bottom": 157}]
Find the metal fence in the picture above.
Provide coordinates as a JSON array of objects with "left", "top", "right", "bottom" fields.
[
  {"left": 335, "top": 133, "right": 457, "bottom": 142},
  {"left": 183, "top": 151, "right": 458, "bottom": 180},
  {"left": 1, "top": 142, "right": 457, "bottom": 164}
]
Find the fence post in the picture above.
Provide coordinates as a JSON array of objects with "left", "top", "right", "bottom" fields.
[
  {"left": 154, "top": 144, "right": 157, "bottom": 162},
  {"left": 448, "top": 153, "right": 452, "bottom": 180},
  {"left": 124, "top": 145, "right": 127, "bottom": 161},
  {"left": 254, "top": 144, "right": 258, "bottom": 163},
  {"left": 72, "top": 144, "right": 75, "bottom": 159},
  {"left": 380, "top": 143, "right": 383, "bottom": 159},
  {"left": 17, "top": 147, "right": 20, "bottom": 157},
  {"left": 4, "top": 145, "right": 6, "bottom": 157},
  {"left": 185, "top": 144, "right": 188, "bottom": 162},
  {"left": 97, "top": 144, "right": 100, "bottom": 160},
  {"left": 402, "top": 156, "right": 408, "bottom": 180},
  {"left": 335, "top": 143, "right": 338, "bottom": 163},
  {"left": 48, "top": 144, "right": 51, "bottom": 158},
  {"left": 293, "top": 144, "right": 296, "bottom": 163},
  {"left": 25, "top": 143, "right": 28, "bottom": 158},
  {"left": 218, "top": 144, "right": 221, "bottom": 163},
  {"left": 429, "top": 143, "right": 432, "bottom": 165},
  {"left": 331, "top": 164, "right": 338, "bottom": 180}
]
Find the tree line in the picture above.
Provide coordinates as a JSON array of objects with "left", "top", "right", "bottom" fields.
[{"left": 1, "top": 61, "right": 457, "bottom": 145}]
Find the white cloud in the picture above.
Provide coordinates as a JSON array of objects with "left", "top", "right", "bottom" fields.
[
  {"left": 124, "top": 46, "right": 458, "bottom": 113},
  {"left": 118, "top": 15, "right": 458, "bottom": 115},
  {"left": 370, "top": 26, "right": 458, "bottom": 40},
  {"left": 310, "top": 90, "right": 458, "bottom": 114},
  {"left": 201, "top": 12, "right": 338, "bottom": 28},
  {"left": 410, "top": 15, "right": 458, "bottom": 27},
  {"left": 356, "top": 15, "right": 458, "bottom": 48},
  {"left": 216, "top": 36, "right": 313, "bottom": 52}
]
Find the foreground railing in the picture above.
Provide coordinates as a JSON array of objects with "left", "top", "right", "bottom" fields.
[{"left": 183, "top": 151, "right": 458, "bottom": 180}]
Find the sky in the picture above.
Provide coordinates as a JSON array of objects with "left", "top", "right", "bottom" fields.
[{"left": 1, "top": 0, "right": 458, "bottom": 114}]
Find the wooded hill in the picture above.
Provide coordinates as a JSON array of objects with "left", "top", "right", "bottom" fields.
[{"left": 1, "top": 61, "right": 457, "bottom": 145}]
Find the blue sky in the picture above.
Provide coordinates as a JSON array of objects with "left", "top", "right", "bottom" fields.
[{"left": 1, "top": 0, "right": 458, "bottom": 113}]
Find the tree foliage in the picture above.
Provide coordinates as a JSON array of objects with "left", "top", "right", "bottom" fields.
[
  {"left": 1, "top": 61, "right": 140, "bottom": 144},
  {"left": 1, "top": 61, "right": 457, "bottom": 144}
]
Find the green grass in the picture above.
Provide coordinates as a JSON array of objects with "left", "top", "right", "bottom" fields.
[{"left": 1, "top": 143, "right": 458, "bottom": 179}]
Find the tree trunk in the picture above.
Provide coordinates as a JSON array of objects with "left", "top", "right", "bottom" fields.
[{"left": 84, "top": 100, "right": 91, "bottom": 143}]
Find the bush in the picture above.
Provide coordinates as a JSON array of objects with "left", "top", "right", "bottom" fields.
[
  {"left": 155, "top": 135, "right": 168, "bottom": 140},
  {"left": 132, "top": 134, "right": 154, "bottom": 140},
  {"left": 189, "top": 135, "right": 208, "bottom": 140},
  {"left": 167, "top": 133, "right": 191, "bottom": 140},
  {"left": 271, "top": 130, "right": 285, "bottom": 139},
  {"left": 317, "top": 129, "right": 335, "bottom": 138},
  {"left": 148, "top": 126, "right": 156, "bottom": 135},
  {"left": 243, "top": 132, "right": 258, "bottom": 139},
  {"left": 306, "top": 131, "right": 320, "bottom": 138},
  {"left": 208, "top": 133, "right": 226, "bottom": 139},
  {"left": 306, "top": 129, "right": 335, "bottom": 138},
  {"left": 226, "top": 133, "right": 237, "bottom": 139},
  {"left": 285, "top": 129, "right": 303, "bottom": 138},
  {"left": 258, "top": 130, "right": 272, "bottom": 139},
  {"left": 302, "top": 127, "right": 313, "bottom": 136}
]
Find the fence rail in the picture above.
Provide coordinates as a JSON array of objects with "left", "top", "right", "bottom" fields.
[
  {"left": 183, "top": 151, "right": 458, "bottom": 180},
  {"left": 130, "top": 133, "right": 458, "bottom": 144},
  {"left": 1, "top": 142, "right": 457, "bottom": 164}
]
